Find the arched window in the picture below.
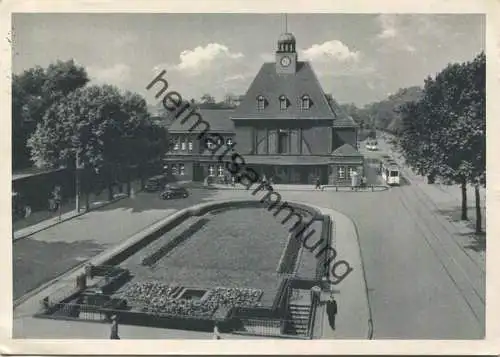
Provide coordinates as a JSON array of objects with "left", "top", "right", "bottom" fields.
[
  {"left": 257, "top": 95, "right": 266, "bottom": 110},
  {"left": 301, "top": 95, "right": 310, "bottom": 110},
  {"left": 279, "top": 95, "right": 288, "bottom": 110}
]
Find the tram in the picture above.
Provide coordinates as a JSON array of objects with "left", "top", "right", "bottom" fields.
[{"left": 381, "top": 159, "right": 400, "bottom": 186}]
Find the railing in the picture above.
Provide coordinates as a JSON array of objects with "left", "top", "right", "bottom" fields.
[
  {"left": 321, "top": 184, "right": 388, "bottom": 192},
  {"left": 234, "top": 318, "right": 308, "bottom": 339}
]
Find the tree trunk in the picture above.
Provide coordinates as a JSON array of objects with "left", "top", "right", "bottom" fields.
[
  {"left": 140, "top": 174, "right": 145, "bottom": 190},
  {"left": 475, "top": 183, "right": 482, "bottom": 233},
  {"left": 75, "top": 167, "right": 81, "bottom": 213},
  {"left": 126, "top": 168, "right": 131, "bottom": 196},
  {"left": 108, "top": 185, "right": 114, "bottom": 201},
  {"left": 85, "top": 191, "right": 90, "bottom": 211},
  {"left": 460, "top": 180, "right": 468, "bottom": 221}
]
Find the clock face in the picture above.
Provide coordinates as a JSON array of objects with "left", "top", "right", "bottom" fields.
[{"left": 280, "top": 56, "right": 291, "bottom": 67}]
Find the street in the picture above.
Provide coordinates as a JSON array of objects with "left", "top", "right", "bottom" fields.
[{"left": 13, "top": 145, "right": 485, "bottom": 339}]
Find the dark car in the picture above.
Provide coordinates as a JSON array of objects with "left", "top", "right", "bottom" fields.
[
  {"left": 160, "top": 185, "right": 189, "bottom": 200},
  {"left": 144, "top": 175, "right": 168, "bottom": 192}
]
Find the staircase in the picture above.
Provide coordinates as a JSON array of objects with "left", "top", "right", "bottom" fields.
[{"left": 285, "top": 303, "right": 311, "bottom": 336}]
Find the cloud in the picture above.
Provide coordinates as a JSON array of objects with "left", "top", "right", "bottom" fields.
[
  {"left": 300, "top": 40, "right": 374, "bottom": 78},
  {"left": 88, "top": 63, "right": 131, "bottom": 85},
  {"left": 375, "top": 14, "right": 458, "bottom": 54},
  {"left": 169, "top": 43, "right": 244, "bottom": 75},
  {"left": 376, "top": 14, "right": 398, "bottom": 39},
  {"left": 375, "top": 15, "right": 418, "bottom": 54},
  {"left": 301, "top": 40, "right": 360, "bottom": 63}
]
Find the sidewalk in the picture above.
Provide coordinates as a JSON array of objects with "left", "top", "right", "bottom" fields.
[
  {"left": 312, "top": 207, "right": 371, "bottom": 339},
  {"left": 211, "top": 183, "right": 387, "bottom": 192},
  {"left": 13, "top": 181, "right": 143, "bottom": 240},
  {"left": 13, "top": 316, "right": 273, "bottom": 339},
  {"left": 13, "top": 200, "right": 370, "bottom": 339},
  {"left": 13, "top": 188, "right": 181, "bottom": 301}
]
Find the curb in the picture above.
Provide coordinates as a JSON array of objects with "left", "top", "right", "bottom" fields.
[
  {"left": 13, "top": 188, "right": 142, "bottom": 241},
  {"left": 13, "top": 205, "right": 182, "bottom": 308},
  {"left": 210, "top": 185, "right": 390, "bottom": 192},
  {"left": 350, "top": 215, "right": 374, "bottom": 339},
  {"left": 283, "top": 201, "right": 373, "bottom": 340},
  {"left": 14, "top": 199, "right": 258, "bottom": 308}
]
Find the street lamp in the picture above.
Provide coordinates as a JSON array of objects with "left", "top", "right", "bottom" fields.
[{"left": 75, "top": 151, "right": 84, "bottom": 213}]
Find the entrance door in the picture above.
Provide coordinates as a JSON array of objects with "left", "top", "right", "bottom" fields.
[{"left": 193, "top": 163, "right": 204, "bottom": 181}]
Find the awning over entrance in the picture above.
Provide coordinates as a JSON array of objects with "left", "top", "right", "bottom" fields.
[{"left": 243, "top": 155, "right": 362, "bottom": 166}]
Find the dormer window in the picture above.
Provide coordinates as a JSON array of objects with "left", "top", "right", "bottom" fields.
[
  {"left": 301, "top": 95, "right": 311, "bottom": 110},
  {"left": 279, "top": 95, "right": 288, "bottom": 110},
  {"left": 257, "top": 95, "right": 266, "bottom": 110}
]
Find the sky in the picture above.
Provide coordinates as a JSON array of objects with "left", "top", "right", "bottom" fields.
[{"left": 11, "top": 13, "right": 485, "bottom": 108}]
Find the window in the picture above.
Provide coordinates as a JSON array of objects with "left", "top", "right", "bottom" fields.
[
  {"left": 348, "top": 167, "right": 356, "bottom": 178},
  {"left": 337, "top": 166, "right": 345, "bottom": 179},
  {"left": 188, "top": 140, "right": 193, "bottom": 151},
  {"left": 257, "top": 95, "right": 265, "bottom": 110},
  {"left": 278, "top": 129, "right": 288, "bottom": 154},
  {"left": 172, "top": 164, "right": 179, "bottom": 175},
  {"left": 226, "top": 137, "right": 233, "bottom": 146},
  {"left": 208, "top": 165, "right": 215, "bottom": 177},
  {"left": 179, "top": 163, "right": 185, "bottom": 176},
  {"left": 218, "top": 165, "right": 225, "bottom": 177},
  {"left": 173, "top": 138, "right": 179, "bottom": 151},
  {"left": 181, "top": 141, "right": 186, "bottom": 151},
  {"left": 163, "top": 164, "right": 169, "bottom": 173},
  {"left": 279, "top": 95, "right": 288, "bottom": 110},
  {"left": 205, "top": 139, "right": 215, "bottom": 150},
  {"left": 390, "top": 170, "right": 399, "bottom": 177},
  {"left": 301, "top": 95, "right": 310, "bottom": 110}
]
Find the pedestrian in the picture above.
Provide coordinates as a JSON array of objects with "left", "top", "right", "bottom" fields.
[
  {"left": 350, "top": 170, "right": 358, "bottom": 191},
  {"left": 326, "top": 295, "right": 338, "bottom": 330},
  {"left": 315, "top": 177, "right": 321, "bottom": 190},
  {"left": 110, "top": 315, "right": 120, "bottom": 339},
  {"left": 213, "top": 321, "right": 221, "bottom": 340}
]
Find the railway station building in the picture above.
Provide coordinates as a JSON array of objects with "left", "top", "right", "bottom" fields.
[{"left": 163, "top": 31, "right": 364, "bottom": 185}]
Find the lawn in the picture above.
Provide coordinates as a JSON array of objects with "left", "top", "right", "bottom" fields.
[{"left": 120, "top": 207, "right": 295, "bottom": 306}]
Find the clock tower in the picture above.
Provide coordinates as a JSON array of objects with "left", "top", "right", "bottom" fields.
[{"left": 276, "top": 32, "right": 297, "bottom": 74}]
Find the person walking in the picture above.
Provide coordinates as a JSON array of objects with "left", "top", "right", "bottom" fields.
[
  {"left": 326, "top": 295, "right": 338, "bottom": 330},
  {"left": 213, "top": 321, "right": 222, "bottom": 340},
  {"left": 315, "top": 177, "right": 321, "bottom": 190},
  {"left": 110, "top": 315, "right": 120, "bottom": 339}
]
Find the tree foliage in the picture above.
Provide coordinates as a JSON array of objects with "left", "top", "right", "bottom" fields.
[
  {"left": 399, "top": 52, "right": 485, "bottom": 184},
  {"left": 27, "top": 85, "right": 168, "bottom": 176},
  {"left": 12, "top": 60, "right": 89, "bottom": 169},
  {"left": 398, "top": 51, "right": 485, "bottom": 229}
]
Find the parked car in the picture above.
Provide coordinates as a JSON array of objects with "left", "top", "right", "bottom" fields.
[
  {"left": 160, "top": 185, "right": 189, "bottom": 200},
  {"left": 144, "top": 175, "right": 168, "bottom": 192}
]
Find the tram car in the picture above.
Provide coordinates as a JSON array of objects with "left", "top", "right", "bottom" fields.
[{"left": 381, "top": 159, "right": 400, "bottom": 186}]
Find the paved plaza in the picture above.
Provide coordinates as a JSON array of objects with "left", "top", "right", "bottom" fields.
[{"left": 12, "top": 143, "right": 485, "bottom": 339}]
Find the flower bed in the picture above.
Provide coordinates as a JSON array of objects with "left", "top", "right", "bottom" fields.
[{"left": 115, "top": 281, "right": 263, "bottom": 318}]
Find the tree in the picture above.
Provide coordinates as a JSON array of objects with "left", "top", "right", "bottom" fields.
[
  {"left": 200, "top": 93, "right": 215, "bottom": 104},
  {"left": 28, "top": 85, "right": 166, "bottom": 210},
  {"left": 398, "top": 52, "right": 485, "bottom": 232},
  {"left": 12, "top": 60, "right": 89, "bottom": 170}
]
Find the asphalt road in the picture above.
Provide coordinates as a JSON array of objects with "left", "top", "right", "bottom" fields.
[
  {"left": 212, "top": 161, "right": 484, "bottom": 338},
  {"left": 13, "top": 152, "right": 485, "bottom": 339}
]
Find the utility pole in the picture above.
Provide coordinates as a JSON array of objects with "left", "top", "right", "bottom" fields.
[{"left": 75, "top": 151, "right": 81, "bottom": 213}]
